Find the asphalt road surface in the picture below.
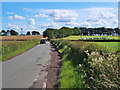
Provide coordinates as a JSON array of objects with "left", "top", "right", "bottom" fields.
[{"left": 2, "top": 42, "right": 51, "bottom": 88}]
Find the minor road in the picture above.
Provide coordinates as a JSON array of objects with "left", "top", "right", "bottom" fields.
[{"left": 2, "top": 42, "right": 51, "bottom": 88}]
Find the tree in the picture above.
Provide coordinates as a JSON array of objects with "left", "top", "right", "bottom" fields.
[
  {"left": 32, "top": 31, "right": 40, "bottom": 35},
  {"left": 10, "top": 30, "right": 18, "bottom": 35},
  {"left": 1, "top": 30, "right": 7, "bottom": 36},
  {"left": 26, "top": 31, "right": 31, "bottom": 35}
]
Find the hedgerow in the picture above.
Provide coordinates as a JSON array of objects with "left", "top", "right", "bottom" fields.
[{"left": 51, "top": 40, "right": 119, "bottom": 89}]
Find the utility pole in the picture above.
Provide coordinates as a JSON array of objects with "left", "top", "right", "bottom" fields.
[{"left": 21, "top": 28, "right": 23, "bottom": 35}]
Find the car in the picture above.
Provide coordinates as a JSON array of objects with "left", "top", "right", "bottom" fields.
[{"left": 40, "top": 39, "right": 46, "bottom": 44}]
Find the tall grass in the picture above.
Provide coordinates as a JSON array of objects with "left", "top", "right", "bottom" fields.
[
  {"left": 51, "top": 40, "right": 119, "bottom": 89},
  {"left": 2, "top": 39, "right": 39, "bottom": 61}
]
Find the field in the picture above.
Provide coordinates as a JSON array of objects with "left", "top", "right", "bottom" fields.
[
  {"left": 1, "top": 39, "right": 39, "bottom": 61},
  {"left": 62, "top": 35, "right": 120, "bottom": 40},
  {"left": 93, "top": 42, "right": 119, "bottom": 52},
  {"left": 1, "top": 35, "right": 45, "bottom": 40}
]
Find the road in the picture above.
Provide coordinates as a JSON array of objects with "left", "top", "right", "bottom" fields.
[{"left": 2, "top": 42, "right": 51, "bottom": 88}]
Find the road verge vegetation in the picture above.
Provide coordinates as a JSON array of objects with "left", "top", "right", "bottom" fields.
[
  {"left": 51, "top": 40, "right": 119, "bottom": 89},
  {"left": 2, "top": 39, "right": 39, "bottom": 61}
]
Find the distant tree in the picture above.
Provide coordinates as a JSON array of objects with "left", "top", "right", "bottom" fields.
[
  {"left": 1, "top": 30, "right": 7, "bottom": 36},
  {"left": 32, "top": 31, "right": 40, "bottom": 35},
  {"left": 10, "top": 30, "right": 18, "bottom": 35},
  {"left": 26, "top": 31, "right": 31, "bottom": 35}
]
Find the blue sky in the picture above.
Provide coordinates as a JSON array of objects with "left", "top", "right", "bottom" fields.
[{"left": 2, "top": 2, "right": 118, "bottom": 34}]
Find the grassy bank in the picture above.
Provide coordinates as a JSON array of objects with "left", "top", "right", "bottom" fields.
[
  {"left": 1, "top": 39, "right": 39, "bottom": 61},
  {"left": 51, "top": 40, "right": 119, "bottom": 89}
]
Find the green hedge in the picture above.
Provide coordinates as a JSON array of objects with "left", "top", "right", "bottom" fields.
[{"left": 51, "top": 40, "right": 119, "bottom": 89}]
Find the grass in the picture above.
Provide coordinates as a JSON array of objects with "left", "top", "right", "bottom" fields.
[
  {"left": 58, "top": 52, "right": 84, "bottom": 88},
  {"left": 59, "top": 60, "right": 83, "bottom": 88},
  {"left": 62, "top": 35, "right": 120, "bottom": 40},
  {"left": 90, "top": 42, "right": 119, "bottom": 52},
  {"left": 1, "top": 39, "right": 39, "bottom": 61}
]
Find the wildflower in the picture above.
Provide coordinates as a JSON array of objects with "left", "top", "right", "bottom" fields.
[{"left": 79, "top": 64, "right": 82, "bottom": 67}]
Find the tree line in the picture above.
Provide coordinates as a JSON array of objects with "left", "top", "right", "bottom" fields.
[
  {"left": 0, "top": 30, "right": 40, "bottom": 36},
  {"left": 43, "top": 27, "right": 120, "bottom": 39}
]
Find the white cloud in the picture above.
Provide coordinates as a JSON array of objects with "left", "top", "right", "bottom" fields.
[
  {"left": 82, "top": 7, "right": 115, "bottom": 11},
  {"left": 40, "top": 22, "right": 58, "bottom": 28},
  {"left": 23, "top": 7, "right": 117, "bottom": 28},
  {"left": 101, "top": 11, "right": 116, "bottom": 19},
  {"left": 28, "top": 18, "right": 35, "bottom": 25},
  {"left": 6, "top": 12, "right": 14, "bottom": 14},
  {"left": 65, "top": 21, "right": 80, "bottom": 26},
  {"left": 27, "top": 25, "right": 35, "bottom": 29},
  {"left": 80, "top": 22, "right": 91, "bottom": 28},
  {"left": 82, "top": 7, "right": 117, "bottom": 28},
  {"left": 5, "top": 24, "right": 36, "bottom": 30},
  {"left": 7, "top": 16, "right": 13, "bottom": 20},
  {"left": 7, "top": 15, "right": 26, "bottom": 20},
  {"left": 33, "top": 14, "right": 48, "bottom": 18},
  {"left": 113, "top": 20, "right": 118, "bottom": 24},
  {"left": 24, "top": 8, "right": 78, "bottom": 23},
  {"left": 46, "top": 9, "right": 78, "bottom": 22},
  {"left": 14, "top": 15, "right": 26, "bottom": 20},
  {"left": 6, "top": 24, "right": 20, "bottom": 30}
]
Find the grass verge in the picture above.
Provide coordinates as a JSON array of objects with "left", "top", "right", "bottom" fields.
[{"left": 1, "top": 39, "right": 39, "bottom": 61}]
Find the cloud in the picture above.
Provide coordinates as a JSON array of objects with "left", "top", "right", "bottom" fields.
[
  {"left": 82, "top": 7, "right": 117, "bottom": 28},
  {"left": 7, "top": 15, "right": 26, "bottom": 20},
  {"left": 101, "top": 11, "right": 116, "bottom": 19},
  {"left": 28, "top": 18, "right": 35, "bottom": 25},
  {"left": 27, "top": 25, "right": 35, "bottom": 29},
  {"left": 82, "top": 7, "right": 115, "bottom": 11},
  {"left": 7, "top": 16, "right": 13, "bottom": 20},
  {"left": 23, "top": 7, "right": 117, "bottom": 28},
  {"left": 40, "top": 22, "right": 58, "bottom": 28},
  {"left": 6, "top": 24, "right": 26, "bottom": 30},
  {"left": 6, "top": 12, "right": 14, "bottom": 14},
  {"left": 46, "top": 9, "right": 78, "bottom": 22},
  {"left": 80, "top": 22, "right": 92, "bottom": 28},
  {"left": 65, "top": 21, "right": 80, "bottom": 26},
  {"left": 113, "top": 20, "right": 118, "bottom": 24},
  {"left": 14, "top": 15, "right": 26, "bottom": 20},
  {"left": 33, "top": 14, "right": 48, "bottom": 18},
  {"left": 24, "top": 8, "right": 78, "bottom": 23}
]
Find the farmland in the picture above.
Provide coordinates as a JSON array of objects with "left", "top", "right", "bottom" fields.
[
  {"left": 1, "top": 35, "right": 44, "bottom": 41},
  {"left": 92, "top": 42, "right": 119, "bottom": 52},
  {"left": 62, "top": 35, "right": 120, "bottom": 40}
]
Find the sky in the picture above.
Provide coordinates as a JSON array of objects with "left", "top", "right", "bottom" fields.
[{"left": 2, "top": 2, "right": 118, "bottom": 34}]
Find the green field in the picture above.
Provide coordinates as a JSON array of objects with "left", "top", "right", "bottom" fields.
[
  {"left": 91, "top": 42, "right": 119, "bottom": 52},
  {"left": 62, "top": 35, "right": 120, "bottom": 40},
  {"left": 1, "top": 39, "right": 39, "bottom": 61}
]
